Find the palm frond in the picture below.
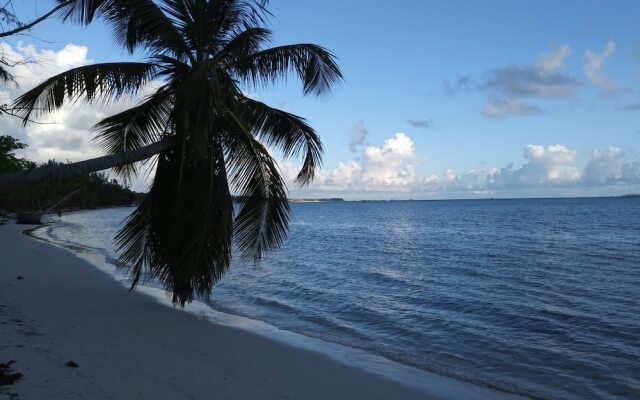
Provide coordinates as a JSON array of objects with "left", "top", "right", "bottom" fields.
[
  {"left": 218, "top": 27, "right": 272, "bottom": 63},
  {"left": 57, "top": 0, "right": 112, "bottom": 24},
  {"left": 115, "top": 138, "right": 234, "bottom": 306},
  {"left": 60, "top": 0, "right": 192, "bottom": 60},
  {"left": 232, "top": 44, "right": 343, "bottom": 96},
  {"left": 0, "top": 65, "right": 15, "bottom": 84},
  {"left": 12, "top": 62, "right": 157, "bottom": 124},
  {"left": 92, "top": 87, "right": 174, "bottom": 181},
  {"left": 100, "top": 0, "right": 191, "bottom": 59},
  {"left": 236, "top": 96, "right": 322, "bottom": 185},
  {"left": 224, "top": 110, "right": 289, "bottom": 262},
  {"left": 112, "top": 0, "right": 192, "bottom": 58}
]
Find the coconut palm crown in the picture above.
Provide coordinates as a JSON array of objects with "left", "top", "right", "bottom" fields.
[{"left": 13, "top": 0, "right": 342, "bottom": 306}]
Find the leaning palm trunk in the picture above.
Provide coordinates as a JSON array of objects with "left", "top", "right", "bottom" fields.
[
  {"left": 0, "top": 137, "right": 174, "bottom": 187},
  {"left": 8, "top": 0, "right": 342, "bottom": 306}
]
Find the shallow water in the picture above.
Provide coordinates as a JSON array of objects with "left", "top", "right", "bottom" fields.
[{"left": 44, "top": 197, "right": 640, "bottom": 400}]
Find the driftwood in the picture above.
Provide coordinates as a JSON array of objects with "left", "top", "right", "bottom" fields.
[
  {"left": 16, "top": 212, "right": 44, "bottom": 224},
  {"left": 14, "top": 188, "right": 82, "bottom": 225}
]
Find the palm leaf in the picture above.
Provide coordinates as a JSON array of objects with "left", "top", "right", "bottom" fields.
[
  {"left": 224, "top": 109, "right": 289, "bottom": 262},
  {"left": 12, "top": 62, "right": 157, "bottom": 123},
  {"left": 59, "top": 0, "right": 192, "bottom": 60},
  {"left": 92, "top": 87, "right": 175, "bottom": 180},
  {"left": 108, "top": 0, "right": 192, "bottom": 58},
  {"left": 232, "top": 43, "right": 343, "bottom": 96},
  {"left": 218, "top": 27, "right": 272, "bottom": 63},
  {"left": 56, "top": 0, "right": 112, "bottom": 24},
  {"left": 235, "top": 96, "right": 322, "bottom": 185},
  {"left": 116, "top": 138, "right": 234, "bottom": 306},
  {"left": 0, "top": 65, "right": 15, "bottom": 84}
]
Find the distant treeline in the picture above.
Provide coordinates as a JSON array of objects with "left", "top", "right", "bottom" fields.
[
  {"left": 232, "top": 196, "right": 344, "bottom": 203},
  {"left": 0, "top": 160, "right": 143, "bottom": 213},
  {"left": 1, "top": 135, "right": 143, "bottom": 214}
]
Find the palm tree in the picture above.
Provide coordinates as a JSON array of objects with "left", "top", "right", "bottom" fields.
[{"left": 9, "top": 0, "right": 342, "bottom": 306}]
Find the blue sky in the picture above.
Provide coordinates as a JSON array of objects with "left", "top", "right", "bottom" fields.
[{"left": 2, "top": 0, "right": 640, "bottom": 199}]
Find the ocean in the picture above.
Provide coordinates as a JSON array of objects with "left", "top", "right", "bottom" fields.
[{"left": 39, "top": 197, "right": 640, "bottom": 399}]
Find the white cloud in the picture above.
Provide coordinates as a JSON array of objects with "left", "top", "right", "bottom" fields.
[
  {"left": 3, "top": 43, "right": 90, "bottom": 88},
  {"left": 286, "top": 132, "right": 416, "bottom": 194},
  {"left": 422, "top": 144, "right": 581, "bottom": 194},
  {"left": 283, "top": 135, "right": 640, "bottom": 199},
  {"left": 359, "top": 133, "right": 415, "bottom": 189},
  {"left": 0, "top": 42, "right": 151, "bottom": 192},
  {"left": 582, "top": 147, "right": 624, "bottom": 185},
  {"left": 584, "top": 40, "right": 617, "bottom": 93},
  {"left": 321, "top": 161, "right": 362, "bottom": 189},
  {"left": 0, "top": 42, "right": 132, "bottom": 163},
  {"left": 509, "top": 144, "right": 582, "bottom": 186}
]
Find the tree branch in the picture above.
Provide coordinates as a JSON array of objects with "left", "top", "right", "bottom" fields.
[{"left": 0, "top": 1, "right": 72, "bottom": 38}]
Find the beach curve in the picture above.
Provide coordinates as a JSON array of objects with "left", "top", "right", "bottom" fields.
[{"left": 0, "top": 222, "right": 523, "bottom": 400}]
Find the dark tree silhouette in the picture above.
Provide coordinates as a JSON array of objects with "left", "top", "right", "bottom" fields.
[{"left": 4, "top": 0, "right": 342, "bottom": 306}]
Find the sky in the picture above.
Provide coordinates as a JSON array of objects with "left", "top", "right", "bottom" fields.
[{"left": 1, "top": 0, "right": 640, "bottom": 199}]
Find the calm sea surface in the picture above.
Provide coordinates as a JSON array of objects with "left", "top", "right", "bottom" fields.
[{"left": 43, "top": 198, "right": 640, "bottom": 399}]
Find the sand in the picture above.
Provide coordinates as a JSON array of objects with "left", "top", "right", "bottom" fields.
[{"left": 0, "top": 223, "right": 523, "bottom": 399}]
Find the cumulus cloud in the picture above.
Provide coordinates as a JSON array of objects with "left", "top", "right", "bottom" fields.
[
  {"left": 309, "top": 132, "right": 415, "bottom": 192},
  {"left": 427, "top": 144, "right": 582, "bottom": 193},
  {"left": 501, "top": 144, "right": 582, "bottom": 187},
  {"left": 0, "top": 42, "right": 138, "bottom": 164},
  {"left": 358, "top": 133, "right": 415, "bottom": 188},
  {"left": 446, "top": 145, "right": 638, "bottom": 193},
  {"left": 584, "top": 40, "right": 616, "bottom": 93},
  {"left": 282, "top": 134, "right": 640, "bottom": 198},
  {"left": 481, "top": 45, "right": 579, "bottom": 118},
  {"left": 580, "top": 147, "right": 640, "bottom": 185},
  {"left": 407, "top": 119, "right": 433, "bottom": 130},
  {"left": 582, "top": 147, "right": 624, "bottom": 185},
  {"left": 349, "top": 120, "right": 368, "bottom": 152}
]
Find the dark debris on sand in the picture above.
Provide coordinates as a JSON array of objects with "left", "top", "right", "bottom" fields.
[{"left": 0, "top": 361, "right": 23, "bottom": 386}]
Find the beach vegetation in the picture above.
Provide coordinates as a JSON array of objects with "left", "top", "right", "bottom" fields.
[
  {"left": 0, "top": 135, "right": 33, "bottom": 174},
  {"left": 0, "top": 141, "right": 142, "bottom": 214}
]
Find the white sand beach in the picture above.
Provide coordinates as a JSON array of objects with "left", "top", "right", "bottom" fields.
[{"left": 0, "top": 223, "right": 521, "bottom": 400}]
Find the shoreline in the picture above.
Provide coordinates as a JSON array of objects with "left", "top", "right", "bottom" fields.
[{"left": 1, "top": 222, "right": 524, "bottom": 399}]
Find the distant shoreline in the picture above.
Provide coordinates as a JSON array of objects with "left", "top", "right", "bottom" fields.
[
  {"left": 326, "top": 195, "right": 640, "bottom": 202},
  {"left": 288, "top": 198, "right": 344, "bottom": 203}
]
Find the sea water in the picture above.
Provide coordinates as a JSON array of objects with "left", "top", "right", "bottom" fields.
[{"left": 41, "top": 197, "right": 640, "bottom": 400}]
